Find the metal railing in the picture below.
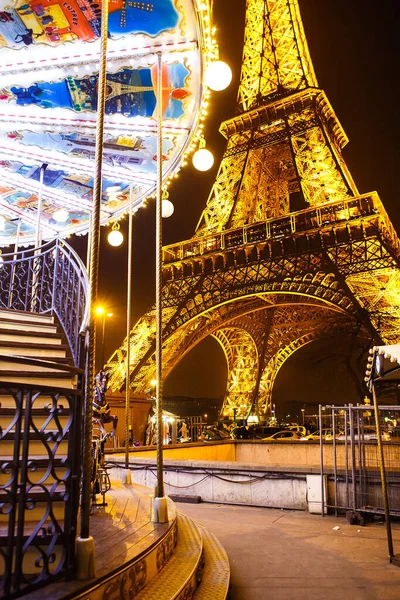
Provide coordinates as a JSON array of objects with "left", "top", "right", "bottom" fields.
[
  {"left": 0, "top": 377, "right": 83, "bottom": 599},
  {"left": 318, "top": 404, "right": 400, "bottom": 517},
  {"left": 163, "top": 192, "right": 392, "bottom": 264},
  {"left": 0, "top": 239, "right": 89, "bottom": 366}
]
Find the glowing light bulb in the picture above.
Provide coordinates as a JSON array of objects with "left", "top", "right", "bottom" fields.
[
  {"left": 205, "top": 60, "right": 232, "bottom": 91},
  {"left": 192, "top": 147, "right": 214, "bottom": 171},
  {"left": 108, "top": 229, "right": 124, "bottom": 246},
  {"left": 162, "top": 198, "right": 174, "bottom": 218},
  {"left": 53, "top": 208, "right": 69, "bottom": 223}
]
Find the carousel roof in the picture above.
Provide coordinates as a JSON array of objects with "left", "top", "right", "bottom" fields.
[{"left": 0, "top": 0, "right": 213, "bottom": 246}]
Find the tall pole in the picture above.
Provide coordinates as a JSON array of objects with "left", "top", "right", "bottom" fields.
[
  {"left": 31, "top": 163, "right": 48, "bottom": 312},
  {"left": 35, "top": 163, "right": 48, "bottom": 251},
  {"left": 101, "top": 314, "right": 106, "bottom": 369},
  {"left": 76, "top": 0, "right": 108, "bottom": 578},
  {"left": 125, "top": 185, "right": 133, "bottom": 473},
  {"left": 153, "top": 52, "right": 168, "bottom": 523},
  {"left": 372, "top": 383, "right": 394, "bottom": 561},
  {"left": 9, "top": 219, "right": 21, "bottom": 309}
]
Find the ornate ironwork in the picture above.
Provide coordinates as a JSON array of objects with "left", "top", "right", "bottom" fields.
[
  {"left": 0, "top": 239, "right": 89, "bottom": 367},
  {"left": 106, "top": 0, "right": 400, "bottom": 419},
  {"left": 0, "top": 378, "right": 82, "bottom": 599}
]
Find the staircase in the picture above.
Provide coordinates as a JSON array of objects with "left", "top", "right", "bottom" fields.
[
  {"left": 0, "top": 308, "right": 230, "bottom": 600},
  {"left": 0, "top": 308, "right": 83, "bottom": 599}
]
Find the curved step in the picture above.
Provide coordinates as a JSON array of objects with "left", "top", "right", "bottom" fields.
[
  {"left": 133, "top": 512, "right": 204, "bottom": 600},
  {"left": 193, "top": 525, "right": 230, "bottom": 600}
]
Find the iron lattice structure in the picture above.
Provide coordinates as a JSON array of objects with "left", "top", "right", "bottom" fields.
[{"left": 105, "top": 0, "right": 400, "bottom": 420}]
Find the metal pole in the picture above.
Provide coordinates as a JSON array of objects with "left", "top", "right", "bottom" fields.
[
  {"left": 349, "top": 404, "right": 357, "bottom": 510},
  {"left": 153, "top": 52, "right": 168, "bottom": 522},
  {"left": 35, "top": 163, "right": 47, "bottom": 251},
  {"left": 101, "top": 314, "right": 106, "bottom": 369},
  {"left": 372, "top": 383, "right": 394, "bottom": 560},
  {"left": 319, "top": 405, "right": 324, "bottom": 517},
  {"left": 86, "top": 210, "right": 93, "bottom": 277},
  {"left": 31, "top": 163, "right": 47, "bottom": 312},
  {"left": 77, "top": 0, "right": 108, "bottom": 577},
  {"left": 125, "top": 185, "right": 133, "bottom": 472},
  {"left": 332, "top": 407, "right": 338, "bottom": 517},
  {"left": 9, "top": 219, "right": 21, "bottom": 308}
]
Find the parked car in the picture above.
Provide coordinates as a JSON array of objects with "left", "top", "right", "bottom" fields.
[
  {"left": 200, "top": 426, "right": 231, "bottom": 442},
  {"left": 301, "top": 429, "right": 342, "bottom": 441},
  {"left": 287, "top": 425, "right": 307, "bottom": 437},
  {"left": 336, "top": 426, "right": 391, "bottom": 442},
  {"left": 262, "top": 430, "right": 303, "bottom": 441}
]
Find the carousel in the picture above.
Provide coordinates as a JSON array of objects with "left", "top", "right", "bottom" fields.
[{"left": 0, "top": 0, "right": 228, "bottom": 247}]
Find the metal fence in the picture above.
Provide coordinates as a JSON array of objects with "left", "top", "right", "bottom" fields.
[
  {"left": 319, "top": 404, "right": 400, "bottom": 517},
  {"left": 0, "top": 238, "right": 89, "bottom": 366},
  {"left": 0, "top": 379, "right": 83, "bottom": 599}
]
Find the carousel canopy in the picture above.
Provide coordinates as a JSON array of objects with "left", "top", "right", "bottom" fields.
[
  {"left": 0, "top": 0, "right": 213, "bottom": 246},
  {"left": 365, "top": 345, "right": 400, "bottom": 387}
]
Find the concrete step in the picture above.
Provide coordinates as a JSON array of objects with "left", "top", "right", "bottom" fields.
[
  {"left": 134, "top": 512, "right": 203, "bottom": 600},
  {"left": 0, "top": 309, "right": 54, "bottom": 325}
]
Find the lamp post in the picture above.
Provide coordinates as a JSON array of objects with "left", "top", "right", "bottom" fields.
[
  {"left": 301, "top": 408, "right": 305, "bottom": 425},
  {"left": 95, "top": 306, "right": 113, "bottom": 369}
]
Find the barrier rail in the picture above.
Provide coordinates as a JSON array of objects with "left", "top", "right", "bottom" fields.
[{"left": 163, "top": 193, "right": 386, "bottom": 264}]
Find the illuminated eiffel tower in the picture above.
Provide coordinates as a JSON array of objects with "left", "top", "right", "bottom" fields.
[{"left": 105, "top": 0, "right": 400, "bottom": 420}]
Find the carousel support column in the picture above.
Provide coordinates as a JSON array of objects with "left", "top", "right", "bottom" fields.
[
  {"left": 86, "top": 210, "right": 93, "bottom": 277},
  {"left": 31, "top": 162, "right": 47, "bottom": 312},
  {"left": 372, "top": 383, "right": 398, "bottom": 564},
  {"left": 76, "top": 0, "right": 109, "bottom": 579},
  {"left": 123, "top": 185, "right": 133, "bottom": 485},
  {"left": 153, "top": 51, "right": 168, "bottom": 524}
]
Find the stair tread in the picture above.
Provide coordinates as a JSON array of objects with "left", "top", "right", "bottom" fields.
[
  {"left": 0, "top": 310, "right": 54, "bottom": 324},
  {"left": 0, "top": 340, "right": 69, "bottom": 350},
  {"left": 134, "top": 512, "right": 203, "bottom": 600},
  {"left": 193, "top": 525, "right": 230, "bottom": 600},
  {"left": 0, "top": 328, "right": 62, "bottom": 339}
]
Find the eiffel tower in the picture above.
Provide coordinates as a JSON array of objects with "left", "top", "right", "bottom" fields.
[{"left": 105, "top": 0, "right": 400, "bottom": 420}]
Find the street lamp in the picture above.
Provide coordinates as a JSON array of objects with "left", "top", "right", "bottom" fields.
[{"left": 301, "top": 408, "right": 305, "bottom": 425}]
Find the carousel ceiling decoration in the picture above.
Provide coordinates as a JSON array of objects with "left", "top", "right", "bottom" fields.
[{"left": 0, "top": 0, "right": 214, "bottom": 246}]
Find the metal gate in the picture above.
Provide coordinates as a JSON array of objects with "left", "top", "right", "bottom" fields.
[{"left": 319, "top": 404, "right": 400, "bottom": 517}]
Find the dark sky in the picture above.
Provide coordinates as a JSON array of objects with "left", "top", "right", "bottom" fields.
[{"left": 72, "top": 0, "right": 400, "bottom": 419}]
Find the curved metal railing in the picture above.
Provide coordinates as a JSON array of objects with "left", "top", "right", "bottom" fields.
[{"left": 0, "top": 238, "right": 89, "bottom": 366}]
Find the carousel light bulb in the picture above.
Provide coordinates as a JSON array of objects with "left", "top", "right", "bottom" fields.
[
  {"left": 162, "top": 198, "right": 174, "bottom": 218},
  {"left": 108, "top": 228, "right": 124, "bottom": 247},
  {"left": 53, "top": 208, "right": 69, "bottom": 223},
  {"left": 205, "top": 60, "right": 232, "bottom": 91},
  {"left": 192, "top": 147, "right": 214, "bottom": 171}
]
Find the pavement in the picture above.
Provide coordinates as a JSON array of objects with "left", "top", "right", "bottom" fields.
[{"left": 175, "top": 502, "right": 400, "bottom": 600}]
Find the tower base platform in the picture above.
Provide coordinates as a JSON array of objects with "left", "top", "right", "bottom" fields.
[{"left": 22, "top": 481, "right": 230, "bottom": 600}]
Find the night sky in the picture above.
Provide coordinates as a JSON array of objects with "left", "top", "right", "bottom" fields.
[{"left": 72, "top": 0, "right": 400, "bottom": 420}]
